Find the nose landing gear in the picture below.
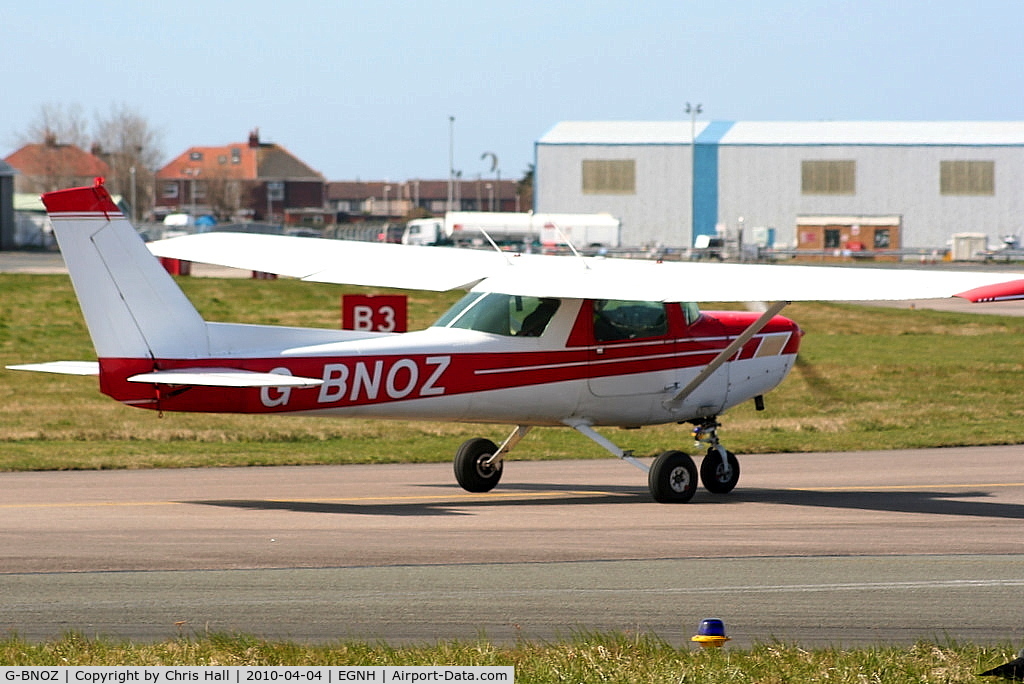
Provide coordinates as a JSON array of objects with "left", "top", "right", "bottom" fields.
[{"left": 692, "top": 417, "right": 740, "bottom": 494}]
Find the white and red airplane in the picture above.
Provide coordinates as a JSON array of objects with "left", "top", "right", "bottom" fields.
[{"left": 10, "top": 179, "right": 1024, "bottom": 502}]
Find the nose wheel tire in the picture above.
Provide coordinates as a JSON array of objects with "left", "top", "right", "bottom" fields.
[
  {"left": 454, "top": 438, "right": 503, "bottom": 493},
  {"left": 648, "top": 450, "right": 698, "bottom": 503},
  {"left": 699, "top": 448, "right": 740, "bottom": 494}
]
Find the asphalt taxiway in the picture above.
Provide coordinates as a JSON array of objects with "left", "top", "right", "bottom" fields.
[{"left": 3, "top": 446, "right": 1023, "bottom": 646}]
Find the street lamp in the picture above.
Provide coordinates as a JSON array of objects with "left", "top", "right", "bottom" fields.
[
  {"left": 447, "top": 116, "right": 455, "bottom": 212},
  {"left": 129, "top": 166, "right": 137, "bottom": 224},
  {"left": 182, "top": 167, "right": 200, "bottom": 224},
  {"left": 685, "top": 102, "right": 703, "bottom": 246},
  {"left": 685, "top": 102, "right": 702, "bottom": 143},
  {"left": 481, "top": 152, "right": 499, "bottom": 211}
]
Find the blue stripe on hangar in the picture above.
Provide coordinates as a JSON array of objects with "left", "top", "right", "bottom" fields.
[{"left": 692, "top": 121, "right": 735, "bottom": 242}]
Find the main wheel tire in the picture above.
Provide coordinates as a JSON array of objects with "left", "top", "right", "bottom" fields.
[
  {"left": 454, "top": 438, "right": 503, "bottom": 493},
  {"left": 699, "top": 448, "right": 740, "bottom": 494},
  {"left": 648, "top": 450, "right": 698, "bottom": 503}
]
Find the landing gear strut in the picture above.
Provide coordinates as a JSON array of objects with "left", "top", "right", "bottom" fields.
[{"left": 692, "top": 417, "right": 740, "bottom": 494}]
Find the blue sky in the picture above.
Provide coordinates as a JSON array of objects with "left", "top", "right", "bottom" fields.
[{"left": 3, "top": 0, "right": 1022, "bottom": 181}]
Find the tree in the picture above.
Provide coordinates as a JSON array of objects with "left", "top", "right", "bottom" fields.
[
  {"left": 517, "top": 163, "right": 534, "bottom": 210},
  {"left": 16, "top": 102, "right": 163, "bottom": 221},
  {"left": 19, "top": 102, "right": 90, "bottom": 149},
  {"left": 91, "top": 103, "right": 164, "bottom": 222}
]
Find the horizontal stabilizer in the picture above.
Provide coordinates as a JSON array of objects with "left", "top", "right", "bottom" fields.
[
  {"left": 6, "top": 361, "right": 99, "bottom": 376},
  {"left": 126, "top": 367, "right": 323, "bottom": 388}
]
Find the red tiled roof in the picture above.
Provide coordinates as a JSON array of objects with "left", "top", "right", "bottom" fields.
[
  {"left": 155, "top": 130, "right": 322, "bottom": 182},
  {"left": 5, "top": 143, "right": 109, "bottom": 178},
  {"left": 155, "top": 143, "right": 258, "bottom": 181}
]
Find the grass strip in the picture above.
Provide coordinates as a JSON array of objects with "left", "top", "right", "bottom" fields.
[{"left": 0, "top": 633, "right": 1020, "bottom": 682}]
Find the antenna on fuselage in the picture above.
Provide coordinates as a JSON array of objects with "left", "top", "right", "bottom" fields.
[
  {"left": 478, "top": 227, "right": 515, "bottom": 266},
  {"left": 547, "top": 221, "right": 591, "bottom": 270}
]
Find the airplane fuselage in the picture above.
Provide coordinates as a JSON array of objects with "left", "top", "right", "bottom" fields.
[{"left": 98, "top": 298, "right": 801, "bottom": 428}]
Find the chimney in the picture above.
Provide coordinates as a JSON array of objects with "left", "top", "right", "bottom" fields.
[{"left": 248, "top": 128, "right": 260, "bottom": 148}]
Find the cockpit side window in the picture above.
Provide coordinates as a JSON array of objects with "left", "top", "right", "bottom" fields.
[
  {"left": 434, "top": 292, "right": 561, "bottom": 337},
  {"left": 593, "top": 299, "right": 668, "bottom": 342},
  {"left": 681, "top": 301, "right": 701, "bottom": 325},
  {"left": 515, "top": 297, "right": 560, "bottom": 336}
]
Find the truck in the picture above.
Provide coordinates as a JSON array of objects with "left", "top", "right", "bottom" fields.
[{"left": 401, "top": 212, "right": 621, "bottom": 250}]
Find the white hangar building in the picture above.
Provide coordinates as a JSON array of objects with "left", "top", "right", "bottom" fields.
[{"left": 534, "top": 121, "right": 1024, "bottom": 254}]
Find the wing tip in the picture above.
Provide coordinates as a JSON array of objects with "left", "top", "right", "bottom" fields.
[{"left": 954, "top": 279, "right": 1024, "bottom": 303}]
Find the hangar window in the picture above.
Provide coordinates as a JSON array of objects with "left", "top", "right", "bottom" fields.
[
  {"left": 940, "top": 160, "right": 994, "bottom": 195},
  {"left": 801, "top": 160, "right": 856, "bottom": 195},
  {"left": 582, "top": 159, "right": 636, "bottom": 195}
]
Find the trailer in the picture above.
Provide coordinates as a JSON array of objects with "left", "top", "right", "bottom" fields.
[{"left": 402, "top": 212, "right": 621, "bottom": 249}]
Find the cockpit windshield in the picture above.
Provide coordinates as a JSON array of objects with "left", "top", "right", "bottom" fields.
[{"left": 434, "top": 292, "right": 561, "bottom": 337}]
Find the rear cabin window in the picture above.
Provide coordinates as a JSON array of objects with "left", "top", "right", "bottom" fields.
[
  {"left": 435, "top": 292, "right": 560, "bottom": 337},
  {"left": 681, "top": 301, "right": 701, "bottom": 325},
  {"left": 593, "top": 300, "right": 668, "bottom": 342}
]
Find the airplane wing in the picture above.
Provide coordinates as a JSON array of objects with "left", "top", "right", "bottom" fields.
[
  {"left": 148, "top": 233, "right": 509, "bottom": 292},
  {"left": 148, "top": 233, "right": 1024, "bottom": 303}
]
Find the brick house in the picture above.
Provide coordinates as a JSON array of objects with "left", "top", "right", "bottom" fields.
[
  {"left": 153, "top": 129, "right": 326, "bottom": 225},
  {"left": 4, "top": 137, "right": 110, "bottom": 195}
]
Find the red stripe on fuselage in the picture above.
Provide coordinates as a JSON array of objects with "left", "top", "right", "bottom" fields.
[{"left": 98, "top": 324, "right": 800, "bottom": 415}]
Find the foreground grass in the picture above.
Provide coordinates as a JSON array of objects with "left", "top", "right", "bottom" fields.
[
  {"left": 4, "top": 273, "right": 1024, "bottom": 469},
  {"left": 0, "top": 634, "right": 1019, "bottom": 682}
]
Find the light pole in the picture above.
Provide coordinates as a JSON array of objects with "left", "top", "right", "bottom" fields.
[
  {"left": 129, "top": 166, "right": 137, "bottom": 224},
  {"left": 685, "top": 102, "right": 703, "bottom": 246},
  {"left": 183, "top": 167, "right": 200, "bottom": 224},
  {"left": 481, "top": 152, "right": 499, "bottom": 211},
  {"left": 447, "top": 116, "right": 455, "bottom": 212},
  {"left": 685, "top": 102, "right": 702, "bottom": 143}
]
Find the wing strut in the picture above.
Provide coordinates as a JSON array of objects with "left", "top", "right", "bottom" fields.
[{"left": 664, "top": 301, "right": 791, "bottom": 410}]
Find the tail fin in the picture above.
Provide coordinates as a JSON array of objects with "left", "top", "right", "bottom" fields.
[{"left": 41, "top": 179, "right": 209, "bottom": 360}]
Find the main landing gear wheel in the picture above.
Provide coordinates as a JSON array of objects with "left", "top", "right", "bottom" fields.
[
  {"left": 648, "top": 450, "right": 698, "bottom": 503},
  {"left": 699, "top": 448, "right": 740, "bottom": 494},
  {"left": 454, "top": 438, "right": 503, "bottom": 493}
]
